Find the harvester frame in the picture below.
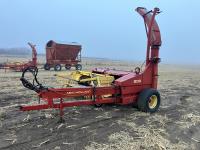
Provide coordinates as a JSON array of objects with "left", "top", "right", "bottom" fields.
[{"left": 20, "top": 7, "right": 162, "bottom": 122}]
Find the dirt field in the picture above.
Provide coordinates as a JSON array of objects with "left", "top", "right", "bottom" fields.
[{"left": 0, "top": 55, "right": 200, "bottom": 150}]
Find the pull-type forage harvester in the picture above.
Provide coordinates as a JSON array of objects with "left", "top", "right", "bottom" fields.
[
  {"left": 0, "top": 43, "right": 37, "bottom": 72},
  {"left": 20, "top": 7, "right": 162, "bottom": 122}
]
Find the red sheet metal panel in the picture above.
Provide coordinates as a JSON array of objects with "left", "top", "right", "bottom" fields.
[{"left": 46, "top": 40, "right": 81, "bottom": 64}]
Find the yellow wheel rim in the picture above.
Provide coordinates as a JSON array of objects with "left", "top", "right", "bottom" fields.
[{"left": 148, "top": 95, "right": 158, "bottom": 109}]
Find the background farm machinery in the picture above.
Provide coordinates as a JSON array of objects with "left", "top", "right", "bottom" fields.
[
  {"left": 20, "top": 7, "right": 162, "bottom": 122},
  {"left": 0, "top": 43, "right": 37, "bottom": 72},
  {"left": 44, "top": 40, "right": 82, "bottom": 71}
]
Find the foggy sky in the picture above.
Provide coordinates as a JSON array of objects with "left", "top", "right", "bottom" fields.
[{"left": 0, "top": 0, "right": 199, "bottom": 64}]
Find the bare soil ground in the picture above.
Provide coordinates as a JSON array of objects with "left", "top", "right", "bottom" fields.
[{"left": 0, "top": 55, "right": 200, "bottom": 150}]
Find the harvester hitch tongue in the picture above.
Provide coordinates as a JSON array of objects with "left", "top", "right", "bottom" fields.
[{"left": 20, "top": 67, "right": 46, "bottom": 93}]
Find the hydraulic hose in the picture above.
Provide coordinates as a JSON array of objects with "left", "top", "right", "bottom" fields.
[{"left": 20, "top": 67, "right": 46, "bottom": 93}]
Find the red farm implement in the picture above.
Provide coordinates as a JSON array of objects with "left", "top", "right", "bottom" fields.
[
  {"left": 20, "top": 7, "right": 162, "bottom": 122},
  {"left": 0, "top": 43, "right": 37, "bottom": 72},
  {"left": 44, "top": 40, "right": 82, "bottom": 71}
]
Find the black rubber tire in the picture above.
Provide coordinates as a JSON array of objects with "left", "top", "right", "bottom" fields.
[
  {"left": 137, "top": 88, "right": 160, "bottom": 113},
  {"left": 0, "top": 64, "right": 3, "bottom": 69},
  {"left": 54, "top": 64, "right": 62, "bottom": 71},
  {"left": 75, "top": 64, "right": 82, "bottom": 70},
  {"left": 65, "top": 64, "right": 71, "bottom": 70},
  {"left": 44, "top": 64, "right": 50, "bottom": 70},
  {"left": 132, "top": 102, "right": 138, "bottom": 108},
  {"left": 94, "top": 104, "right": 103, "bottom": 108}
]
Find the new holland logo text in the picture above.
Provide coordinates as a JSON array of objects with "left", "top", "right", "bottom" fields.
[{"left": 65, "top": 90, "right": 90, "bottom": 95}]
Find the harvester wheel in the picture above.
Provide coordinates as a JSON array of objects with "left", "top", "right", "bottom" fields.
[
  {"left": 75, "top": 64, "right": 82, "bottom": 70},
  {"left": 94, "top": 104, "right": 103, "bottom": 108},
  {"left": 65, "top": 64, "right": 71, "bottom": 70},
  {"left": 137, "top": 88, "right": 160, "bottom": 113},
  {"left": 54, "top": 64, "right": 62, "bottom": 71},
  {"left": 44, "top": 64, "right": 50, "bottom": 70}
]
